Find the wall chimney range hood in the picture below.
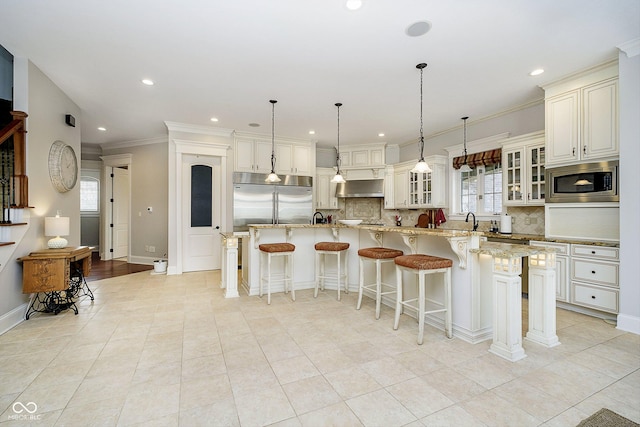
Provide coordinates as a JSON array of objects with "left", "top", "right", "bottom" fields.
[{"left": 335, "top": 179, "right": 384, "bottom": 198}]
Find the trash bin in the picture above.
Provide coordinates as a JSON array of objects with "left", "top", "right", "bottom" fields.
[{"left": 153, "top": 260, "right": 167, "bottom": 273}]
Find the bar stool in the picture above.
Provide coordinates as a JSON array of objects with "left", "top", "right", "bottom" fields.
[
  {"left": 357, "top": 247, "right": 404, "bottom": 319},
  {"left": 259, "top": 243, "right": 295, "bottom": 305},
  {"left": 314, "top": 242, "right": 350, "bottom": 300},
  {"left": 394, "top": 254, "right": 453, "bottom": 344}
]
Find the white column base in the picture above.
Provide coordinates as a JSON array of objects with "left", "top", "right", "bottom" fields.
[
  {"left": 526, "top": 253, "right": 560, "bottom": 348},
  {"left": 221, "top": 235, "right": 240, "bottom": 298}
]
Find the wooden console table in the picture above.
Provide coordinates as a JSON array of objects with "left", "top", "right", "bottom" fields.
[{"left": 18, "top": 246, "right": 94, "bottom": 319}]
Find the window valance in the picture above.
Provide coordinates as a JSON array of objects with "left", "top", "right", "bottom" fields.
[{"left": 452, "top": 148, "right": 502, "bottom": 170}]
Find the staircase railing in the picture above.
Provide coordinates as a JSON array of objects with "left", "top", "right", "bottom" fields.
[{"left": 0, "top": 111, "right": 29, "bottom": 224}]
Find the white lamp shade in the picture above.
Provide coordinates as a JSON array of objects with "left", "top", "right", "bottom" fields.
[
  {"left": 331, "top": 173, "right": 346, "bottom": 183},
  {"left": 410, "top": 160, "right": 432, "bottom": 174},
  {"left": 45, "top": 216, "right": 70, "bottom": 249}
]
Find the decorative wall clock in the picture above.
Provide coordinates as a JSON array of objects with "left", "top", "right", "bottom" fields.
[{"left": 48, "top": 140, "right": 78, "bottom": 193}]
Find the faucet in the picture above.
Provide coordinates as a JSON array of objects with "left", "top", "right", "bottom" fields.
[
  {"left": 465, "top": 212, "right": 478, "bottom": 231},
  {"left": 313, "top": 211, "right": 325, "bottom": 224}
]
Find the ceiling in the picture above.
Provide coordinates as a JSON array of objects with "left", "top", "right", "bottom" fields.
[{"left": 0, "top": 0, "right": 638, "bottom": 149}]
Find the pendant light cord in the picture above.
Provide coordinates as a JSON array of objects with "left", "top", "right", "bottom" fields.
[
  {"left": 417, "top": 63, "right": 427, "bottom": 162},
  {"left": 335, "top": 102, "right": 342, "bottom": 173},
  {"left": 270, "top": 99, "right": 277, "bottom": 173}
]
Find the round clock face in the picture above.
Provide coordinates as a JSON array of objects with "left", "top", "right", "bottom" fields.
[{"left": 48, "top": 140, "right": 78, "bottom": 193}]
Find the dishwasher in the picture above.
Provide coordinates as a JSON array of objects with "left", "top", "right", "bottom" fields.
[{"left": 486, "top": 236, "right": 529, "bottom": 295}]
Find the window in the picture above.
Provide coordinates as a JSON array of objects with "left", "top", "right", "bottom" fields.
[
  {"left": 80, "top": 176, "right": 99, "bottom": 212},
  {"left": 457, "top": 163, "right": 502, "bottom": 216}
]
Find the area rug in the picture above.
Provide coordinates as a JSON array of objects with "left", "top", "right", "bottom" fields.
[{"left": 577, "top": 408, "right": 640, "bottom": 427}]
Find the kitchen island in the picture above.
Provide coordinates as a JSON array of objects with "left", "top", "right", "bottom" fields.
[{"left": 241, "top": 223, "right": 557, "bottom": 360}]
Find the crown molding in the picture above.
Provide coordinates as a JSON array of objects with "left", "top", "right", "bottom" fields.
[
  {"left": 618, "top": 38, "right": 640, "bottom": 58},
  {"left": 100, "top": 136, "right": 166, "bottom": 151},
  {"left": 164, "top": 121, "right": 234, "bottom": 137}
]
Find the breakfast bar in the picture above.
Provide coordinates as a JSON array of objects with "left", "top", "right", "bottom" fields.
[{"left": 237, "top": 223, "right": 558, "bottom": 360}]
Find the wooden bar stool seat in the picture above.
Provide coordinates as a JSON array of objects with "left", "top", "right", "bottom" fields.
[
  {"left": 314, "top": 242, "right": 350, "bottom": 300},
  {"left": 357, "top": 247, "right": 404, "bottom": 319},
  {"left": 394, "top": 254, "right": 453, "bottom": 344},
  {"left": 259, "top": 243, "right": 295, "bottom": 305}
]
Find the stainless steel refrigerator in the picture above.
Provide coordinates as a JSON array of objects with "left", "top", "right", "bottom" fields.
[{"left": 233, "top": 172, "right": 313, "bottom": 231}]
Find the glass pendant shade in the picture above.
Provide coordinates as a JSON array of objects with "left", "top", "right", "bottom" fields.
[
  {"left": 265, "top": 99, "right": 281, "bottom": 183},
  {"left": 412, "top": 63, "right": 430, "bottom": 174},
  {"left": 332, "top": 102, "right": 345, "bottom": 183},
  {"left": 459, "top": 163, "right": 472, "bottom": 173}
]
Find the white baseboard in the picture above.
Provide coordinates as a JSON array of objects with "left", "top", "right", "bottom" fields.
[
  {"left": 128, "top": 255, "right": 156, "bottom": 265},
  {"left": 0, "top": 303, "right": 27, "bottom": 336},
  {"left": 616, "top": 314, "right": 640, "bottom": 335}
]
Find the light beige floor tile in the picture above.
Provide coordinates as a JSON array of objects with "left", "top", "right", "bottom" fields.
[
  {"left": 492, "top": 379, "right": 573, "bottom": 423},
  {"left": 573, "top": 383, "right": 640, "bottom": 423},
  {"left": 298, "top": 401, "right": 363, "bottom": 427},
  {"left": 228, "top": 365, "right": 280, "bottom": 397},
  {"left": 304, "top": 347, "right": 357, "bottom": 375},
  {"left": 117, "top": 382, "right": 180, "bottom": 425},
  {"left": 282, "top": 375, "right": 342, "bottom": 415},
  {"left": 323, "top": 366, "right": 382, "bottom": 400},
  {"left": 386, "top": 376, "right": 454, "bottom": 419},
  {"left": 420, "top": 367, "right": 486, "bottom": 403},
  {"left": 450, "top": 353, "right": 517, "bottom": 389},
  {"left": 67, "top": 374, "right": 131, "bottom": 408},
  {"left": 421, "top": 405, "right": 487, "bottom": 427},
  {"left": 235, "top": 385, "right": 295, "bottom": 427},
  {"left": 271, "top": 355, "right": 320, "bottom": 385},
  {"left": 178, "top": 397, "right": 240, "bottom": 427},
  {"left": 461, "top": 391, "right": 539, "bottom": 427},
  {"left": 181, "top": 353, "right": 226, "bottom": 382},
  {"left": 267, "top": 416, "right": 303, "bottom": 427},
  {"left": 55, "top": 399, "right": 122, "bottom": 426},
  {"left": 179, "top": 373, "right": 233, "bottom": 411},
  {"left": 346, "top": 389, "right": 417, "bottom": 427},
  {"left": 359, "top": 356, "right": 416, "bottom": 387}
]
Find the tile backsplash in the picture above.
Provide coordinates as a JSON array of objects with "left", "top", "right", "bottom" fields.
[{"left": 316, "top": 198, "right": 545, "bottom": 235}]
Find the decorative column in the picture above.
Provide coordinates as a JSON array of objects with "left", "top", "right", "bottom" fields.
[
  {"left": 489, "top": 255, "right": 527, "bottom": 362},
  {"left": 526, "top": 251, "right": 560, "bottom": 347},
  {"left": 220, "top": 234, "right": 240, "bottom": 298}
]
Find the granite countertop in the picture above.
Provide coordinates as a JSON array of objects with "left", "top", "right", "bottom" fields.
[
  {"left": 246, "top": 224, "right": 618, "bottom": 247},
  {"left": 470, "top": 241, "right": 556, "bottom": 258}
]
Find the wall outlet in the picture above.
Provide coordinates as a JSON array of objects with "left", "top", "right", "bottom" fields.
[
  {"left": 148, "top": 246, "right": 156, "bottom": 253},
  {"left": 145, "top": 245, "right": 149, "bottom": 252},
  {"left": 524, "top": 217, "right": 531, "bottom": 225}
]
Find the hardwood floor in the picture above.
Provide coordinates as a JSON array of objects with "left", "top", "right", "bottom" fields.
[{"left": 87, "top": 251, "right": 153, "bottom": 281}]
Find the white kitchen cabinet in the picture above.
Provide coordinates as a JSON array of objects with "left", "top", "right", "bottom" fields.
[
  {"left": 530, "top": 241, "right": 569, "bottom": 301},
  {"left": 543, "top": 61, "right": 618, "bottom": 167},
  {"left": 502, "top": 131, "right": 545, "bottom": 206},
  {"left": 569, "top": 243, "right": 619, "bottom": 314},
  {"left": 235, "top": 134, "right": 314, "bottom": 176},
  {"left": 393, "top": 167, "right": 408, "bottom": 209},
  {"left": 338, "top": 143, "right": 386, "bottom": 168},
  {"left": 235, "top": 138, "right": 272, "bottom": 173},
  {"left": 315, "top": 167, "right": 338, "bottom": 210},
  {"left": 383, "top": 166, "right": 394, "bottom": 209},
  {"left": 407, "top": 155, "right": 447, "bottom": 208}
]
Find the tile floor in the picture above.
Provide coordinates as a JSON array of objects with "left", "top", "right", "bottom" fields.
[{"left": 0, "top": 270, "right": 638, "bottom": 426}]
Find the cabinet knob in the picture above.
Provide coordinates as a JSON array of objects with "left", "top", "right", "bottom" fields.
[
  {"left": 591, "top": 295, "right": 596, "bottom": 299},
  {"left": 591, "top": 270, "right": 596, "bottom": 274},
  {"left": 591, "top": 250, "right": 596, "bottom": 254}
]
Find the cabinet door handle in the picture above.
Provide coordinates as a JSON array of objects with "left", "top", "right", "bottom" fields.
[
  {"left": 572, "top": 147, "right": 576, "bottom": 156},
  {"left": 583, "top": 145, "right": 587, "bottom": 155}
]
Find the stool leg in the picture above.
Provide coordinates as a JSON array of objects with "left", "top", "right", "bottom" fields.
[
  {"left": 394, "top": 266, "right": 402, "bottom": 330},
  {"left": 314, "top": 251, "right": 320, "bottom": 298},
  {"left": 357, "top": 257, "right": 364, "bottom": 310},
  {"left": 259, "top": 252, "right": 264, "bottom": 299},
  {"left": 375, "top": 259, "right": 382, "bottom": 319},
  {"left": 267, "top": 253, "right": 272, "bottom": 305},
  {"left": 444, "top": 268, "right": 452, "bottom": 338},
  {"left": 337, "top": 252, "right": 341, "bottom": 301},
  {"left": 418, "top": 271, "right": 425, "bottom": 345},
  {"left": 290, "top": 254, "right": 295, "bottom": 302},
  {"left": 343, "top": 250, "right": 348, "bottom": 295}
]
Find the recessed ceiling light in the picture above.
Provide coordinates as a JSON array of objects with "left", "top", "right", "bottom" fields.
[
  {"left": 378, "top": 133, "right": 385, "bottom": 137},
  {"left": 141, "top": 79, "right": 154, "bottom": 86},
  {"left": 248, "top": 123, "right": 260, "bottom": 127},
  {"left": 97, "top": 127, "right": 106, "bottom": 131},
  {"left": 529, "top": 68, "right": 544, "bottom": 76},
  {"left": 346, "top": 0, "right": 362, "bottom": 10},
  {"left": 406, "top": 21, "right": 432, "bottom": 37},
  {"left": 210, "top": 117, "right": 219, "bottom": 122},
  {"left": 309, "top": 130, "right": 315, "bottom": 135}
]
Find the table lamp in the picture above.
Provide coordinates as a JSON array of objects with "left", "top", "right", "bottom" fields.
[{"left": 45, "top": 213, "right": 69, "bottom": 249}]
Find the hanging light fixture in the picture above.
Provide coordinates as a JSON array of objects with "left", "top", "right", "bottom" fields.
[
  {"left": 331, "top": 102, "right": 346, "bottom": 184},
  {"left": 411, "top": 63, "right": 432, "bottom": 174},
  {"left": 459, "top": 116, "right": 472, "bottom": 173},
  {"left": 265, "top": 99, "right": 281, "bottom": 183}
]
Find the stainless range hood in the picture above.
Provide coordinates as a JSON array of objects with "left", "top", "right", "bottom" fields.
[{"left": 335, "top": 179, "right": 384, "bottom": 198}]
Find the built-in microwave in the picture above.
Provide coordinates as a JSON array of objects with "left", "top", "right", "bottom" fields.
[{"left": 545, "top": 160, "right": 618, "bottom": 203}]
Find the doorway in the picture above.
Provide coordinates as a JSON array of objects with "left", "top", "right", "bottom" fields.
[
  {"left": 181, "top": 154, "right": 221, "bottom": 272},
  {"left": 100, "top": 154, "right": 132, "bottom": 261}
]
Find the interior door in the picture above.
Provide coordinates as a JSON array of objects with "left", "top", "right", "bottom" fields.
[
  {"left": 182, "top": 154, "right": 221, "bottom": 272},
  {"left": 112, "top": 167, "right": 129, "bottom": 259}
]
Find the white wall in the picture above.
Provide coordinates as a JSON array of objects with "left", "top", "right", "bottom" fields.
[
  {"left": 618, "top": 43, "right": 640, "bottom": 334},
  {"left": 0, "top": 58, "right": 81, "bottom": 331}
]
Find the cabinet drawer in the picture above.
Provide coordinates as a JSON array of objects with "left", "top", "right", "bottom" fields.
[
  {"left": 571, "top": 282, "right": 618, "bottom": 313},
  {"left": 571, "top": 244, "right": 619, "bottom": 261},
  {"left": 530, "top": 240, "right": 569, "bottom": 255},
  {"left": 571, "top": 259, "right": 618, "bottom": 287}
]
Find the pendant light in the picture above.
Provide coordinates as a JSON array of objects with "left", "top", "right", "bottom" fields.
[
  {"left": 265, "top": 99, "right": 281, "bottom": 183},
  {"left": 410, "top": 63, "right": 432, "bottom": 174},
  {"left": 331, "top": 102, "right": 346, "bottom": 184},
  {"left": 459, "top": 116, "right": 472, "bottom": 173}
]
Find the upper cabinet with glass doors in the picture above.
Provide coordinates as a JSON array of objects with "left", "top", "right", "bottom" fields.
[
  {"left": 407, "top": 155, "right": 447, "bottom": 208},
  {"left": 502, "top": 131, "right": 546, "bottom": 206}
]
